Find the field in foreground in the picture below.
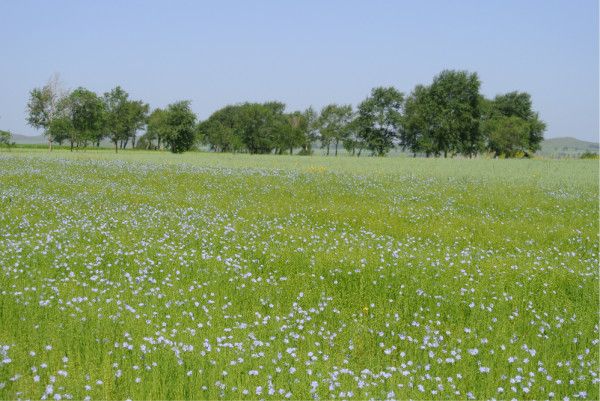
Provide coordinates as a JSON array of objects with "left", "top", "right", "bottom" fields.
[{"left": 0, "top": 149, "right": 598, "bottom": 400}]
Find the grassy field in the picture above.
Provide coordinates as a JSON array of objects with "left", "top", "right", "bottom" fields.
[{"left": 0, "top": 149, "right": 598, "bottom": 400}]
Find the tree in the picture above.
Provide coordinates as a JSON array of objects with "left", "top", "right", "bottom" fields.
[
  {"left": 64, "top": 88, "right": 105, "bottom": 150},
  {"left": 317, "top": 104, "right": 353, "bottom": 156},
  {"left": 356, "top": 87, "right": 404, "bottom": 156},
  {"left": 198, "top": 105, "right": 246, "bottom": 153},
  {"left": 144, "top": 108, "right": 169, "bottom": 150},
  {"left": 123, "top": 100, "right": 149, "bottom": 149},
  {"left": 485, "top": 91, "right": 546, "bottom": 153},
  {"left": 103, "top": 86, "right": 130, "bottom": 152},
  {"left": 483, "top": 115, "right": 531, "bottom": 157},
  {"left": 428, "top": 70, "right": 481, "bottom": 157},
  {"left": 0, "top": 130, "right": 14, "bottom": 149},
  {"left": 300, "top": 107, "right": 319, "bottom": 155},
  {"left": 237, "top": 102, "right": 286, "bottom": 154},
  {"left": 163, "top": 101, "right": 197, "bottom": 153},
  {"left": 26, "top": 74, "right": 68, "bottom": 150},
  {"left": 342, "top": 118, "right": 366, "bottom": 156},
  {"left": 403, "top": 71, "right": 482, "bottom": 157},
  {"left": 46, "top": 116, "right": 73, "bottom": 146},
  {"left": 402, "top": 84, "right": 435, "bottom": 156},
  {"left": 199, "top": 102, "right": 289, "bottom": 154},
  {"left": 280, "top": 111, "right": 308, "bottom": 155}
]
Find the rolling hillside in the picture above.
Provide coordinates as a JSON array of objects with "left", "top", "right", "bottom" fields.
[{"left": 538, "top": 137, "right": 599, "bottom": 157}]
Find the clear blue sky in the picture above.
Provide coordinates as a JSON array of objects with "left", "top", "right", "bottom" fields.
[{"left": 1, "top": 0, "right": 598, "bottom": 141}]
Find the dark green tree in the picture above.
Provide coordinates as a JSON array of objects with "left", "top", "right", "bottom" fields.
[
  {"left": 317, "top": 104, "right": 353, "bottom": 156},
  {"left": 238, "top": 102, "right": 286, "bottom": 154},
  {"left": 485, "top": 91, "right": 546, "bottom": 154},
  {"left": 124, "top": 100, "right": 149, "bottom": 149},
  {"left": 483, "top": 115, "right": 531, "bottom": 157},
  {"left": 428, "top": 70, "right": 481, "bottom": 157},
  {"left": 299, "top": 107, "right": 319, "bottom": 155},
  {"left": 64, "top": 88, "right": 105, "bottom": 150},
  {"left": 402, "top": 84, "right": 437, "bottom": 156},
  {"left": 356, "top": 87, "right": 404, "bottom": 156},
  {"left": 163, "top": 101, "right": 197, "bottom": 153},
  {"left": 198, "top": 105, "right": 246, "bottom": 153},
  {"left": 46, "top": 116, "right": 73, "bottom": 146},
  {"left": 103, "top": 86, "right": 130, "bottom": 152},
  {"left": 144, "top": 108, "right": 169, "bottom": 150},
  {"left": 280, "top": 111, "right": 309, "bottom": 155},
  {"left": 342, "top": 118, "right": 367, "bottom": 156}
]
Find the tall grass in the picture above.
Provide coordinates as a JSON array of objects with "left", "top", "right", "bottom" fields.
[{"left": 0, "top": 149, "right": 597, "bottom": 400}]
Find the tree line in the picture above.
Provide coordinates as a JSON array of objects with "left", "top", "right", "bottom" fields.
[{"left": 26, "top": 70, "right": 546, "bottom": 157}]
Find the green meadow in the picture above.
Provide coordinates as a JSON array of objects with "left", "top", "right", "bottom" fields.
[{"left": 0, "top": 149, "right": 598, "bottom": 400}]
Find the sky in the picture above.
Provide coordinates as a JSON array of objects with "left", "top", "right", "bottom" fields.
[{"left": 0, "top": 0, "right": 598, "bottom": 142}]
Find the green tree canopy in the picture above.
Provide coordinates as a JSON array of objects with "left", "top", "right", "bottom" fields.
[
  {"left": 163, "top": 101, "right": 197, "bottom": 153},
  {"left": 483, "top": 115, "right": 532, "bottom": 157},
  {"left": 430, "top": 70, "right": 481, "bottom": 157},
  {"left": 356, "top": 87, "right": 404, "bottom": 156},
  {"left": 64, "top": 87, "right": 105, "bottom": 150},
  {"left": 198, "top": 105, "right": 246, "bottom": 153},
  {"left": 26, "top": 74, "right": 68, "bottom": 150},
  {"left": 317, "top": 104, "right": 353, "bottom": 156},
  {"left": 483, "top": 91, "right": 546, "bottom": 154},
  {"left": 46, "top": 117, "right": 73, "bottom": 146},
  {"left": 143, "top": 108, "right": 170, "bottom": 150},
  {"left": 200, "top": 102, "right": 289, "bottom": 154},
  {"left": 103, "top": 86, "right": 130, "bottom": 152},
  {"left": 278, "top": 110, "right": 309, "bottom": 155}
]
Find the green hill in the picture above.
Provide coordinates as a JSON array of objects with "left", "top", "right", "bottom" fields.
[
  {"left": 538, "top": 137, "right": 599, "bottom": 158},
  {"left": 11, "top": 133, "right": 46, "bottom": 145}
]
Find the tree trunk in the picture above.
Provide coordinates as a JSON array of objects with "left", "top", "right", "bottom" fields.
[
  {"left": 48, "top": 138, "right": 53, "bottom": 151},
  {"left": 290, "top": 146, "right": 293, "bottom": 155},
  {"left": 131, "top": 135, "right": 136, "bottom": 149},
  {"left": 335, "top": 139, "right": 338, "bottom": 156},
  {"left": 114, "top": 141, "right": 118, "bottom": 153},
  {"left": 326, "top": 144, "right": 330, "bottom": 156},
  {"left": 70, "top": 140, "right": 74, "bottom": 151},
  {"left": 444, "top": 149, "right": 448, "bottom": 158}
]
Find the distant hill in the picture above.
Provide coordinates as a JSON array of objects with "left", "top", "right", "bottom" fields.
[
  {"left": 538, "top": 137, "right": 599, "bottom": 158},
  {"left": 11, "top": 133, "right": 46, "bottom": 145}
]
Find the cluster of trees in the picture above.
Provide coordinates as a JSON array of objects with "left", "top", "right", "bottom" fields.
[
  {"left": 27, "top": 70, "right": 546, "bottom": 157},
  {"left": 27, "top": 75, "right": 196, "bottom": 153},
  {"left": 197, "top": 71, "right": 545, "bottom": 157}
]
